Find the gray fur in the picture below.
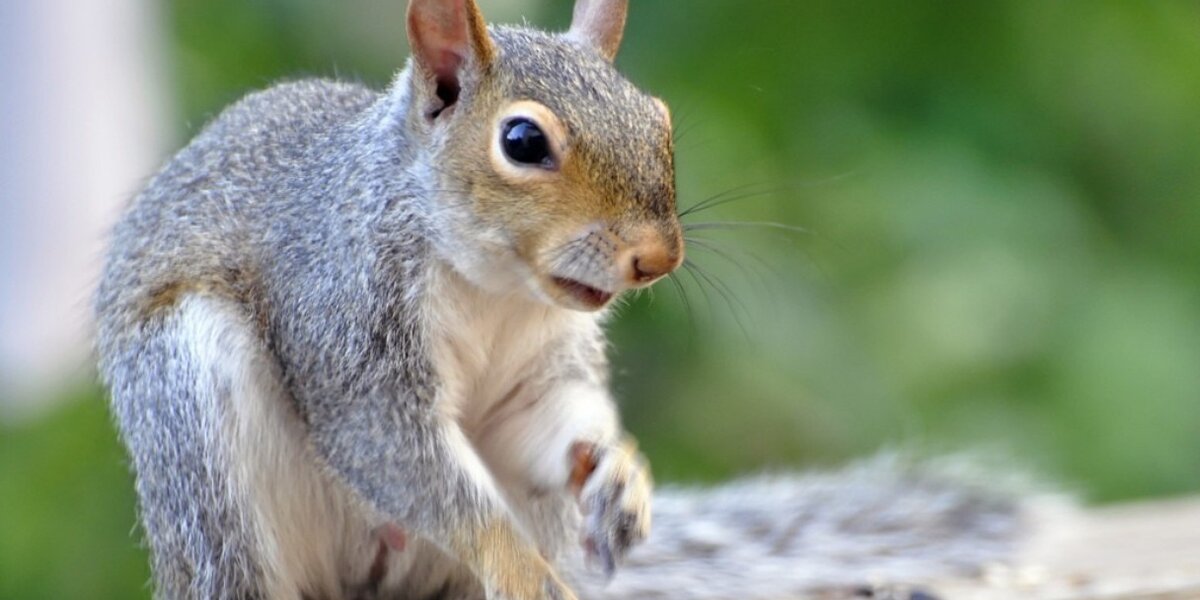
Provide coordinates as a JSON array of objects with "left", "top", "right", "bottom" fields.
[
  {"left": 96, "top": 22, "right": 672, "bottom": 599},
  {"left": 95, "top": 11, "right": 1027, "bottom": 600}
]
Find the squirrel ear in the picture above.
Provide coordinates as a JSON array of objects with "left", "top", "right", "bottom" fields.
[
  {"left": 567, "top": 0, "right": 628, "bottom": 63},
  {"left": 407, "top": 0, "right": 495, "bottom": 116}
]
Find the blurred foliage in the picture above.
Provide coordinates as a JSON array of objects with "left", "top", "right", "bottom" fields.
[
  {"left": 4, "top": 0, "right": 1200, "bottom": 597},
  {"left": 0, "top": 388, "right": 148, "bottom": 599}
]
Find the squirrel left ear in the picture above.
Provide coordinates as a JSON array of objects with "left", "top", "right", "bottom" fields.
[
  {"left": 567, "top": 0, "right": 628, "bottom": 63},
  {"left": 407, "top": 0, "right": 495, "bottom": 117}
]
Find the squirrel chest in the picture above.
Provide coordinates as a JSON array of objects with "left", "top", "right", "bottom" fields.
[{"left": 425, "top": 266, "right": 604, "bottom": 448}]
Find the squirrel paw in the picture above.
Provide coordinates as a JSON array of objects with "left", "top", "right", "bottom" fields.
[{"left": 570, "top": 439, "right": 652, "bottom": 577}]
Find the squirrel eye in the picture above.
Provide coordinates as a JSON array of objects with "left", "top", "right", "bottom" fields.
[{"left": 501, "top": 118, "right": 553, "bottom": 168}]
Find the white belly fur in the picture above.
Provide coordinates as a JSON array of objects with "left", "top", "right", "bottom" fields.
[{"left": 176, "top": 271, "right": 599, "bottom": 597}]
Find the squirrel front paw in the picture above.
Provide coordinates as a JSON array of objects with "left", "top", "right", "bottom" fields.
[{"left": 569, "top": 439, "right": 652, "bottom": 576}]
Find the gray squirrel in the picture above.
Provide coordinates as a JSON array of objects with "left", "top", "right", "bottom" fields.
[{"left": 95, "top": 1, "right": 1027, "bottom": 598}]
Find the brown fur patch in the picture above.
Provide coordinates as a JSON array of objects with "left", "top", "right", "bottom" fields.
[
  {"left": 570, "top": 442, "right": 599, "bottom": 497},
  {"left": 451, "top": 517, "right": 550, "bottom": 598},
  {"left": 142, "top": 279, "right": 218, "bottom": 316},
  {"left": 139, "top": 268, "right": 270, "bottom": 339}
]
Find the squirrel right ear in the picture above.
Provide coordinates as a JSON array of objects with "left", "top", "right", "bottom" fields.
[
  {"left": 567, "top": 0, "right": 629, "bottom": 63},
  {"left": 407, "top": 0, "right": 495, "bottom": 118}
]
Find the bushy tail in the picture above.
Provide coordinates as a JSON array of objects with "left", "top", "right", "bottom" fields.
[{"left": 566, "top": 455, "right": 1039, "bottom": 600}]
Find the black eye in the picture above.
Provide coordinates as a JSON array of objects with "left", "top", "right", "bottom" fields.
[{"left": 501, "top": 118, "right": 553, "bottom": 168}]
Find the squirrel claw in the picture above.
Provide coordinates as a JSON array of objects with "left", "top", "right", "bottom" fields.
[
  {"left": 583, "top": 524, "right": 617, "bottom": 578},
  {"left": 574, "top": 439, "right": 652, "bottom": 577},
  {"left": 596, "top": 544, "right": 617, "bottom": 579}
]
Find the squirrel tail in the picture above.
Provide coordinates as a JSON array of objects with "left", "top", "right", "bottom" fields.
[{"left": 567, "top": 454, "right": 1042, "bottom": 600}]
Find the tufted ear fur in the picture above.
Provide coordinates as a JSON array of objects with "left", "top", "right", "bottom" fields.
[
  {"left": 407, "top": 0, "right": 495, "bottom": 119},
  {"left": 567, "top": 0, "right": 628, "bottom": 63}
]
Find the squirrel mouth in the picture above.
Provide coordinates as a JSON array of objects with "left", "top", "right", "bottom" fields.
[{"left": 551, "top": 276, "right": 614, "bottom": 309}]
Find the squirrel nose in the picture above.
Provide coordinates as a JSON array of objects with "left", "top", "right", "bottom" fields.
[{"left": 628, "top": 244, "right": 682, "bottom": 285}]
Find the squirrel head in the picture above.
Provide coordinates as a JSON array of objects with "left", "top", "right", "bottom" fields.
[{"left": 400, "top": 0, "right": 682, "bottom": 312}]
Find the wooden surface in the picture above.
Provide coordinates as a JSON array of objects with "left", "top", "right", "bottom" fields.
[{"left": 934, "top": 496, "right": 1200, "bottom": 599}]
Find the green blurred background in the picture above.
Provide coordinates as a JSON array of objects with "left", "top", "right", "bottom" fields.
[{"left": 3, "top": 0, "right": 1200, "bottom": 597}]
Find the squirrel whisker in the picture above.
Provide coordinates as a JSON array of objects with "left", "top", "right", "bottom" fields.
[
  {"left": 677, "top": 182, "right": 779, "bottom": 218},
  {"left": 682, "top": 258, "right": 754, "bottom": 341}
]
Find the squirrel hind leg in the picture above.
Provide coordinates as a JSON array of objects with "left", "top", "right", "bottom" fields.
[
  {"left": 105, "top": 294, "right": 273, "bottom": 598},
  {"left": 106, "top": 294, "right": 368, "bottom": 599}
]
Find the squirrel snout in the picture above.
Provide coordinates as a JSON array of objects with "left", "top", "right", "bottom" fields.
[{"left": 626, "top": 239, "right": 682, "bottom": 285}]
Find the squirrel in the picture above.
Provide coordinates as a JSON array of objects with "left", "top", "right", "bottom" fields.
[{"left": 95, "top": 1, "right": 1029, "bottom": 599}]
